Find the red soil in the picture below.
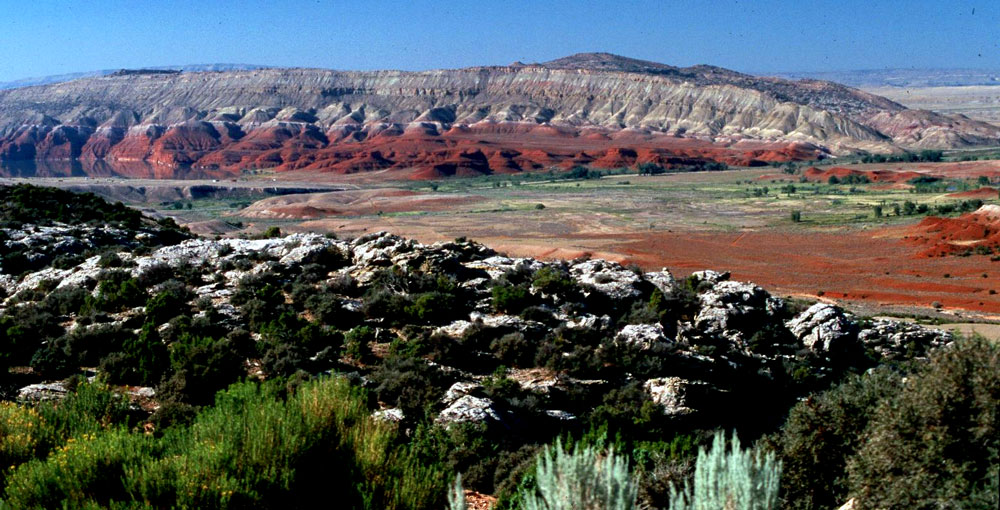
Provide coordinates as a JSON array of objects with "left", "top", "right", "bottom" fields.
[
  {"left": 946, "top": 187, "right": 997, "bottom": 199},
  {"left": 603, "top": 228, "right": 1000, "bottom": 314},
  {"left": 801, "top": 166, "right": 924, "bottom": 183},
  {"left": 903, "top": 205, "right": 1000, "bottom": 257}
]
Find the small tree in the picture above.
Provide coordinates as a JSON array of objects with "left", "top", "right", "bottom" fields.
[
  {"left": 638, "top": 162, "right": 667, "bottom": 176},
  {"left": 670, "top": 432, "right": 782, "bottom": 510}
]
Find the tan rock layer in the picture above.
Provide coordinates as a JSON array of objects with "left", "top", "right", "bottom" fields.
[{"left": 0, "top": 53, "right": 996, "bottom": 177}]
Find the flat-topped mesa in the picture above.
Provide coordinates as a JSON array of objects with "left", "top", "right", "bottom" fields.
[{"left": 0, "top": 53, "right": 997, "bottom": 178}]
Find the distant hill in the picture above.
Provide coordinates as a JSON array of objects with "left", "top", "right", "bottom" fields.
[
  {"left": 771, "top": 68, "right": 1000, "bottom": 89},
  {"left": 1, "top": 53, "right": 999, "bottom": 179},
  {"left": 0, "top": 64, "right": 273, "bottom": 90}
]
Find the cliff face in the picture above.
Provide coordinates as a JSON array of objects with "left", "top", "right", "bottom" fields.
[{"left": 0, "top": 53, "right": 996, "bottom": 178}]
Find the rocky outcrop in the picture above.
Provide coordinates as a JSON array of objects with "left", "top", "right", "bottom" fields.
[
  {"left": 1, "top": 223, "right": 957, "bottom": 424},
  {"left": 784, "top": 302, "right": 952, "bottom": 361},
  {"left": 17, "top": 382, "right": 68, "bottom": 402},
  {"left": 569, "top": 259, "right": 644, "bottom": 300},
  {"left": 786, "top": 303, "right": 860, "bottom": 354},
  {"left": 692, "top": 280, "right": 786, "bottom": 346},
  {"left": 1, "top": 53, "right": 995, "bottom": 179},
  {"left": 435, "top": 395, "right": 503, "bottom": 427},
  {"left": 615, "top": 324, "right": 672, "bottom": 351},
  {"left": 858, "top": 319, "right": 953, "bottom": 361},
  {"left": 643, "top": 377, "right": 714, "bottom": 417}
]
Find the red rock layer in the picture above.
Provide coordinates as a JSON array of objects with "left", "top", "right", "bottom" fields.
[
  {"left": 904, "top": 205, "right": 1000, "bottom": 257},
  {"left": 801, "top": 166, "right": 925, "bottom": 183},
  {"left": 2, "top": 122, "right": 826, "bottom": 179}
]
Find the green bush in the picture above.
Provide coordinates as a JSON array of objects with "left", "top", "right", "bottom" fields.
[
  {"left": 519, "top": 438, "right": 638, "bottom": 510},
  {"left": 344, "top": 326, "right": 376, "bottom": 364},
  {"left": 0, "top": 403, "right": 45, "bottom": 488},
  {"left": 531, "top": 267, "right": 577, "bottom": 297},
  {"left": 492, "top": 283, "right": 532, "bottom": 314},
  {"left": 0, "top": 184, "right": 143, "bottom": 228},
  {"left": 83, "top": 274, "right": 147, "bottom": 314},
  {"left": 669, "top": 431, "right": 781, "bottom": 510},
  {"left": 370, "top": 355, "right": 446, "bottom": 422},
  {"left": 3, "top": 378, "right": 450, "bottom": 509},
  {"left": 260, "top": 226, "right": 282, "bottom": 239},
  {"left": 776, "top": 368, "right": 902, "bottom": 509},
  {"left": 846, "top": 338, "right": 999, "bottom": 508},
  {"left": 161, "top": 332, "right": 244, "bottom": 406},
  {"left": 101, "top": 321, "right": 169, "bottom": 386},
  {"left": 405, "top": 291, "right": 458, "bottom": 324},
  {"left": 144, "top": 286, "right": 193, "bottom": 326}
]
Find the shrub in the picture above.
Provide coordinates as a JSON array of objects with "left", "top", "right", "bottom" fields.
[
  {"left": 3, "top": 378, "right": 450, "bottom": 509},
  {"left": 790, "top": 210, "right": 802, "bottom": 223},
  {"left": 638, "top": 163, "right": 666, "bottom": 176},
  {"left": 492, "top": 283, "right": 532, "bottom": 314},
  {"left": 370, "top": 355, "right": 446, "bottom": 422},
  {"left": 405, "top": 291, "right": 458, "bottom": 324},
  {"left": 519, "top": 438, "right": 638, "bottom": 510},
  {"left": 0, "top": 184, "right": 143, "bottom": 228},
  {"left": 260, "top": 226, "right": 282, "bottom": 239},
  {"left": 144, "top": 285, "right": 192, "bottom": 326},
  {"left": 846, "top": 337, "right": 1000, "bottom": 508},
  {"left": 669, "top": 431, "right": 781, "bottom": 510},
  {"left": 34, "top": 382, "right": 134, "bottom": 449},
  {"left": 490, "top": 333, "right": 534, "bottom": 367},
  {"left": 0, "top": 403, "right": 45, "bottom": 487},
  {"left": 776, "top": 368, "right": 903, "bottom": 510},
  {"left": 161, "top": 333, "right": 244, "bottom": 406},
  {"left": 531, "top": 267, "right": 577, "bottom": 297},
  {"left": 97, "top": 252, "right": 128, "bottom": 269},
  {"left": 344, "top": 326, "right": 376, "bottom": 364},
  {"left": 100, "top": 321, "right": 169, "bottom": 386},
  {"left": 83, "top": 274, "right": 146, "bottom": 314}
]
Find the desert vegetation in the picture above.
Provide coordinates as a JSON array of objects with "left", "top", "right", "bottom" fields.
[{"left": 0, "top": 186, "right": 994, "bottom": 509}]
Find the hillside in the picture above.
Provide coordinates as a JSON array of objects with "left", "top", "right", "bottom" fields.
[
  {"left": 0, "top": 186, "right": 995, "bottom": 508},
  {"left": 0, "top": 53, "right": 998, "bottom": 178}
]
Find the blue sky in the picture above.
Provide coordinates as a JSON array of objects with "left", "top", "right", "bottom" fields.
[{"left": 0, "top": 0, "right": 996, "bottom": 81}]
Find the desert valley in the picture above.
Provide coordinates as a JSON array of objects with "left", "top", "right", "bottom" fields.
[{"left": 0, "top": 5, "right": 997, "bottom": 508}]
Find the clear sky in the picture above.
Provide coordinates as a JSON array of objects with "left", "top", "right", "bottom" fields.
[{"left": 0, "top": 0, "right": 996, "bottom": 82}]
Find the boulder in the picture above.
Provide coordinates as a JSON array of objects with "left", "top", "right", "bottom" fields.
[
  {"left": 786, "top": 303, "right": 858, "bottom": 354},
  {"left": 543, "top": 409, "right": 577, "bottom": 421},
  {"left": 569, "top": 259, "right": 642, "bottom": 300},
  {"left": 127, "top": 386, "right": 156, "bottom": 399},
  {"left": 373, "top": 407, "right": 405, "bottom": 423},
  {"left": 694, "top": 280, "right": 785, "bottom": 345},
  {"left": 442, "top": 381, "right": 483, "bottom": 406},
  {"left": 17, "top": 382, "right": 68, "bottom": 402},
  {"left": 645, "top": 269, "right": 677, "bottom": 296},
  {"left": 435, "top": 395, "right": 502, "bottom": 426},
  {"left": 463, "top": 255, "right": 545, "bottom": 280},
  {"left": 563, "top": 313, "right": 613, "bottom": 331},
  {"left": 858, "top": 319, "right": 952, "bottom": 361},
  {"left": 643, "top": 377, "right": 711, "bottom": 416},
  {"left": 615, "top": 323, "right": 673, "bottom": 350},
  {"left": 688, "top": 269, "right": 730, "bottom": 287}
]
